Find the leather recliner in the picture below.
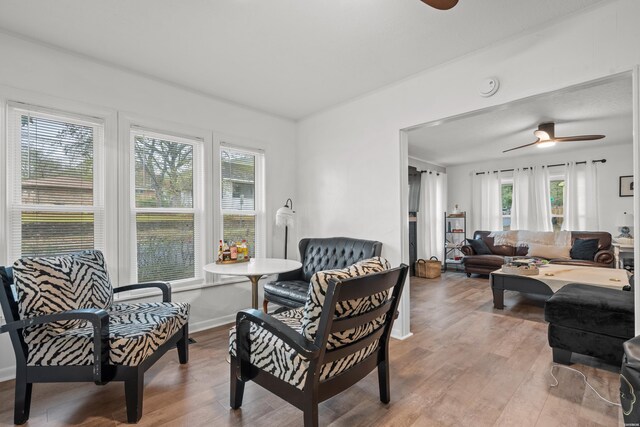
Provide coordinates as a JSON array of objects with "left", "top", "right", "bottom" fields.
[{"left": 262, "top": 237, "right": 382, "bottom": 311}]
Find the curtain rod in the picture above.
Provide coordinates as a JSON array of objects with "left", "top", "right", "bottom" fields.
[
  {"left": 474, "top": 159, "right": 606, "bottom": 175},
  {"left": 418, "top": 170, "right": 441, "bottom": 175}
]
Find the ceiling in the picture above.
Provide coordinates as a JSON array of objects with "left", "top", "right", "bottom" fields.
[
  {"left": 0, "top": 0, "right": 607, "bottom": 120},
  {"left": 407, "top": 76, "right": 633, "bottom": 166}
]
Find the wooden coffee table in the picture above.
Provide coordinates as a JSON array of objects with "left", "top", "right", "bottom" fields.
[{"left": 490, "top": 264, "right": 629, "bottom": 309}]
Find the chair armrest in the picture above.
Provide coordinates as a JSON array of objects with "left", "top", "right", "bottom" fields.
[
  {"left": 1, "top": 309, "right": 110, "bottom": 384},
  {"left": 236, "top": 309, "right": 320, "bottom": 360},
  {"left": 460, "top": 245, "right": 475, "bottom": 256},
  {"left": 594, "top": 249, "right": 614, "bottom": 266},
  {"left": 275, "top": 268, "right": 303, "bottom": 282},
  {"left": 113, "top": 282, "right": 171, "bottom": 302}
]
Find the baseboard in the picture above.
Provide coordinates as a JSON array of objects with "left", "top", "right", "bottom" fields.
[
  {"left": 189, "top": 313, "right": 236, "bottom": 333},
  {"left": 391, "top": 331, "right": 414, "bottom": 340},
  {"left": 0, "top": 365, "right": 15, "bottom": 382}
]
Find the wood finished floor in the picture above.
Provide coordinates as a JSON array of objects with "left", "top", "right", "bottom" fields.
[{"left": 0, "top": 273, "right": 623, "bottom": 426}]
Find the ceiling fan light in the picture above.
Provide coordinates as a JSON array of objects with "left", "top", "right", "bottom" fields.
[
  {"left": 534, "top": 130, "right": 550, "bottom": 140},
  {"left": 537, "top": 141, "right": 556, "bottom": 148}
]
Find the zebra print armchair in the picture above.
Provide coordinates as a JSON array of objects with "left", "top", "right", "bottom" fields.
[
  {"left": 0, "top": 250, "right": 190, "bottom": 424},
  {"left": 229, "top": 257, "right": 408, "bottom": 427}
]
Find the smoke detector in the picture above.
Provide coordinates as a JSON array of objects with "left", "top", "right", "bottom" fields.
[{"left": 479, "top": 77, "right": 500, "bottom": 97}]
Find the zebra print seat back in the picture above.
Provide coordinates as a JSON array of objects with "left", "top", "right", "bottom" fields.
[
  {"left": 12, "top": 250, "right": 113, "bottom": 331},
  {"left": 301, "top": 256, "right": 391, "bottom": 346}
]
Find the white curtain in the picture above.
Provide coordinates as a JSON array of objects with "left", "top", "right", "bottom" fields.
[
  {"left": 417, "top": 171, "right": 446, "bottom": 262},
  {"left": 511, "top": 166, "right": 552, "bottom": 231},
  {"left": 562, "top": 161, "right": 599, "bottom": 231},
  {"left": 471, "top": 171, "right": 502, "bottom": 232}
]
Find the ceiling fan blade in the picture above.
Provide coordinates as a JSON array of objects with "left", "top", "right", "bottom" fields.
[
  {"left": 420, "top": 0, "right": 459, "bottom": 10},
  {"left": 554, "top": 135, "right": 605, "bottom": 142},
  {"left": 503, "top": 141, "right": 539, "bottom": 153}
]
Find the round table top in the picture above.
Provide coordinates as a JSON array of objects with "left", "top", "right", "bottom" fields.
[{"left": 203, "top": 258, "right": 302, "bottom": 277}]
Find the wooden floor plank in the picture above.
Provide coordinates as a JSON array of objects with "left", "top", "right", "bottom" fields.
[{"left": 0, "top": 272, "right": 623, "bottom": 426}]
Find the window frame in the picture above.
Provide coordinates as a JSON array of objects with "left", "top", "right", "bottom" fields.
[
  {"left": 1, "top": 92, "right": 271, "bottom": 297},
  {"left": 218, "top": 143, "right": 266, "bottom": 262},
  {"left": 5, "top": 101, "right": 107, "bottom": 264},
  {"left": 549, "top": 173, "right": 565, "bottom": 232},
  {"left": 126, "top": 125, "right": 206, "bottom": 287},
  {"left": 500, "top": 178, "right": 513, "bottom": 231}
]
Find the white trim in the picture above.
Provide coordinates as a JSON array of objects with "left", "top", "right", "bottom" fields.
[
  {"left": 189, "top": 313, "right": 236, "bottom": 334},
  {"left": 395, "top": 129, "right": 411, "bottom": 339},
  {"left": 0, "top": 366, "right": 16, "bottom": 383},
  {"left": 218, "top": 143, "right": 266, "bottom": 259},
  {"left": 633, "top": 65, "right": 640, "bottom": 335},
  {"left": 124, "top": 118, "right": 209, "bottom": 285},
  {"left": 4, "top": 101, "right": 109, "bottom": 265},
  {"left": 391, "top": 331, "right": 414, "bottom": 341}
]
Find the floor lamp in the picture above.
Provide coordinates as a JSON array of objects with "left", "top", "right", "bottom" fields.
[{"left": 276, "top": 198, "right": 295, "bottom": 259}]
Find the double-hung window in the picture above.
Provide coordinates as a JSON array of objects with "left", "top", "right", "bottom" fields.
[
  {"left": 130, "top": 127, "right": 203, "bottom": 283},
  {"left": 220, "top": 146, "right": 264, "bottom": 258},
  {"left": 501, "top": 180, "right": 513, "bottom": 231},
  {"left": 6, "top": 103, "right": 104, "bottom": 262},
  {"left": 550, "top": 177, "right": 565, "bottom": 231}
]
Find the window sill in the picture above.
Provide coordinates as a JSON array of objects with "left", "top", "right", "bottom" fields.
[{"left": 112, "top": 275, "right": 267, "bottom": 302}]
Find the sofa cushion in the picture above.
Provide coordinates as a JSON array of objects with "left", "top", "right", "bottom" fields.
[
  {"left": 544, "top": 284, "right": 634, "bottom": 338},
  {"left": 24, "top": 302, "right": 190, "bottom": 366},
  {"left": 466, "top": 238, "right": 492, "bottom": 255},
  {"left": 12, "top": 250, "right": 113, "bottom": 331},
  {"left": 301, "top": 257, "right": 391, "bottom": 344},
  {"left": 263, "top": 280, "right": 309, "bottom": 304},
  {"left": 527, "top": 243, "right": 570, "bottom": 259},
  {"left": 228, "top": 307, "right": 379, "bottom": 390},
  {"left": 570, "top": 238, "right": 600, "bottom": 261}
]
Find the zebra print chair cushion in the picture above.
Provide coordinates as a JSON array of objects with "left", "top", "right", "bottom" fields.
[
  {"left": 228, "top": 257, "right": 391, "bottom": 390},
  {"left": 24, "top": 302, "right": 189, "bottom": 366},
  {"left": 301, "top": 256, "right": 391, "bottom": 345},
  {"left": 228, "top": 307, "right": 379, "bottom": 390},
  {"left": 13, "top": 250, "right": 113, "bottom": 331}
]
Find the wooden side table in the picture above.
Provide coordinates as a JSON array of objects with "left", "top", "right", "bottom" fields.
[{"left": 612, "top": 242, "right": 634, "bottom": 269}]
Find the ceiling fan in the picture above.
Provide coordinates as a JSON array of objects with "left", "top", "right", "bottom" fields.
[
  {"left": 502, "top": 122, "right": 605, "bottom": 153},
  {"left": 420, "top": 0, "right": 459, "bottom": 10}
]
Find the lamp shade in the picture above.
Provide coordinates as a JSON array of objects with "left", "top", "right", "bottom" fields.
[
  {"left": 617, "top": 211, "right": 634, "bottom": 227},
  {"left": 276, "top": 206, "right": 295, "bottom": 227}
]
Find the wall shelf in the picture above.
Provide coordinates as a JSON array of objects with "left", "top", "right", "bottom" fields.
[{"left": 444, "top": 211, "right": 466, "bottom": 272}]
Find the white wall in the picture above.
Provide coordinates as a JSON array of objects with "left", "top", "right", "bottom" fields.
[
  {"left": 297, "top": 0, "right": 640, "bottom": 336},
  {"left": 446, "top": 143, "right": 634, "bottom": 236},
  {"left": 0, "top": 31, "right": 297, "bottom": 379}
]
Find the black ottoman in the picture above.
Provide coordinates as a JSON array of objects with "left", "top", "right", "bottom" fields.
[
  {"left": 622, "top": 335, "right": 640, "bottom": 425},
  {"left": 544, "top": 283, "right": 634, "bottom": 366}
]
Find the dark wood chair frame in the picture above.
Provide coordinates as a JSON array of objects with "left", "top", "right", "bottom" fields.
[
  {"left": 0, "top": 267, "right": 189, "bottom": 424},
  {"left": 231, "top": 264, "right": 408, "bottom": 427}
]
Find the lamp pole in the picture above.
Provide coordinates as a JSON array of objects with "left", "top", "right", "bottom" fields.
[{"left": 277, "top": 198, "right": 294, "bottom": 259}]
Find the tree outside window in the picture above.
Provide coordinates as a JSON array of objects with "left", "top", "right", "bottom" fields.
[
  {"left": 550, "top": 179, "right": 564, "bottom": 231},
  {"left": 501, "top": 182, "right": 513, "bottom": 230}
]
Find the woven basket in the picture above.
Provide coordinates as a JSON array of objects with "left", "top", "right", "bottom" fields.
[{"left": 416, "top": 257, "right": 441, "bottom": 279}]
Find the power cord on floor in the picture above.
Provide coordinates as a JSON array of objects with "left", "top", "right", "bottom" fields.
[{"left": 549, "top": 363, "right": 621, "bottom": 407}]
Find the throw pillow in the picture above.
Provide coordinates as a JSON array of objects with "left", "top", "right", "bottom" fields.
[
  {"left": 466, "top": 238, "right": 492, "bottom": 255},
  {"left": 570, "top": 238, "right": 600, "bottom": 261},
  {"left": 527, "top": 244, "right": 571, "bottom": 259}
]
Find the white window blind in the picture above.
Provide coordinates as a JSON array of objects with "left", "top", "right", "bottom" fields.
[
  {"left": 7, "top": 103, "right": 105, "bottom": 262},
  {"left": 130, "top": 127, "right": 202, "bottom": 283},
  {"left": 220, "top": 146, "right": 264, "bottom": 258}
]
